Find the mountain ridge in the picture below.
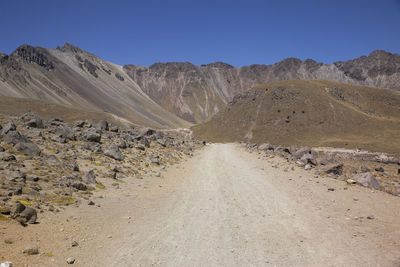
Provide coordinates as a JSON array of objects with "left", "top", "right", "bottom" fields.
[{"left": 1, "top": 43, "right": 400, "bottom": 126}]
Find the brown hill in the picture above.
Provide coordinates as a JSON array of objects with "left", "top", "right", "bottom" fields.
[
  {"left": 0, "top": 43, "right": 189, "bottom": 128},
  {"left": 192, "top": 80, "right": 400, "bottom": 153}
]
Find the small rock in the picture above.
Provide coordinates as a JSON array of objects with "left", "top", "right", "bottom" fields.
[
  {"left": 0, "top": 262, "right": 13, "bottom": 267},
  {"left": 367, "top": 215, "right": 374, "bottom": 220},
  {"left": 346, "top": 179, "right": 356, "bottom": 185},
  {"left": 66, "top": 257, "right": 75, "bottom": 264},
  {"left": 327, "top": 188, "right": 335, "bottom": 191},
  {"left": 23, "top": 245, "right": 39, "bottom": 255},
  {"left": 304, "top": 164, "right": 312, "bottom": 170},
  {"left": 374, "top": 166, "right": 384, "bottom": 172},
  {"left": 71, "top": 241, "right": 79, "bottom": 247},
  {"left": 87, "top": 200, "right": 95, "bottom": 206}
]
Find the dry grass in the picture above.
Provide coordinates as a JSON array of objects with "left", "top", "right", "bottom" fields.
[{"left": 193, "top": 79, "right": 400, "bottom": 153}]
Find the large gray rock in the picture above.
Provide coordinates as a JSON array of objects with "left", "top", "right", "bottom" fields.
[
  {"left": 51, "top": 126, "right": 75, "bottom": 143},
  {"left": 83, "top": 129, "right": 101, "bottom": 143},
  {"left": 104, "top": 146, "right": 124, "bottom": 161},
  {"left": 97, "top": 120, "right": 109, "bottom": 131},
  {"left": 3, "top": 131, "right": 28, "bottom": 145},
  {"left": 293, "top": 147, "right": 316, "bottom": 160},
  {"left": 2, "top": 122, "right": 16, "bottom": 135},
  {"left": 14, "top": 142, "right": 41, "bottom": 156},
  {"left": 21, "top": 112, "right": 44, "bottom": 128},
  {"left": 300, "top": 153, "right": 317, "bottom": 165},
  {"left": 354, "top": 172, "right": 382, "bottom": 190}
]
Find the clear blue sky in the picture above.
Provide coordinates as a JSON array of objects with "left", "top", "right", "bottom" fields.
[{"left": 1, "top": 0, "right": 399, "bottom": 66}]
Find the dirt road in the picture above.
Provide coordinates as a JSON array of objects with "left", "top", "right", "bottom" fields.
[{"left": 2, "top": 143, "right": 400, "bottom": 266}]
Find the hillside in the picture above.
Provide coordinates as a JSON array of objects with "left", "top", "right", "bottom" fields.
[
  {"left": 0, "top": 43, "right": 189, "bottom": 128},
  {"left": 192, "top": 80, "right": 400, "bottom": 153},
  {"left": 124, "top": 50, "right": 400, "bottom": 123}
]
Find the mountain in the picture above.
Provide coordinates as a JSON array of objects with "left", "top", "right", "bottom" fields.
[
  {"left": 192, "top": 80, "right": 400, "bottom": 153},
  {"left": 0, "top": 43, "right": 188, "bottom": 128},
  {"left": 1, "top": 43, "right": 399, "bottom": 126},
  {"left": 124, "top": 50, "right": 400, "bottom": 123}
]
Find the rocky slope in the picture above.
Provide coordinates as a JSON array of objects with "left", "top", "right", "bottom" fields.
[
  {"left": 124, "top": 50, "right": 400, "bottom": 123},
  {"left": 0, "top": 44, "right": 188, "bottom": 128},
  {"left": 0, "top": 112, "right": 199, "bottom": 226},
  {"left": 192, "top": 79, "right": 400, "bottom": 153}
]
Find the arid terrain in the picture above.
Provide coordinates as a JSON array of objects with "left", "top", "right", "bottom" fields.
[
  {"left": 0, "top": 44, "right": 399, "bottom": 267},
  {"left": 1, "top": 144, "right": 399, "bottom": 266}
]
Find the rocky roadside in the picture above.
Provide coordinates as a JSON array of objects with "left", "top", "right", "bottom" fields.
[
  {"left": 0, "top": 112, "right": 200, "bottom": 265},
  {"left": 243, "top": 142, "right": 400, "bottom": 197}
]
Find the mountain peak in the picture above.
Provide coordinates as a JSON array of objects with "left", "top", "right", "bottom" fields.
[
  {"left": 202, "top": 62, "right": 234, "bottom": 69},
  {"left": 56, "top": 42, "right": 83, "bottom": 53},
  {"left": 10, "top": 44, "right": 55, "bottom": 70},
  {"left": 369, "top": 49, "right": 393, "bottom": 58}
]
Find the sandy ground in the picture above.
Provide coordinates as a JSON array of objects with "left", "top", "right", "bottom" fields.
[{"left": 1, "top": 143, "right": 400, "bottom": 266}]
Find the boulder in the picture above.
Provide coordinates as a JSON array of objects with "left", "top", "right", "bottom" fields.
[
  {"left": 115, "top": 139, "right": 127, "bottom": 149},
  {"left": 354, "top": 172, "right": 382, "bottom": 190},
  {"left": 12, "top": 202, "right": 37, "bottom": 224},
  {"left": 22, "top": 112, "right": 44, "bottom": 128},
  {"left": 9, "top": 171, "right": 26, "bottom": 182},
  {"left": 293, "top": 147, "right": 316, "bottom": 160},
  {"left": 140, "top": 137, "right": 150, "bottom": 148},
  {"left": 0, "top": 152, "right": 16, "bottom": 161},
  {"left": 149, "top": 155, "right": 160, "bottom": 165},
  {"left": 71, "top": 183, "right": 87, "bottom": 191},
  {"left": 51, "top": 126, "right": 75, "bottom": 143},
  {"left": 300, "top": 153, "right": 317, "bottom": 165},
  {"left": 14, "top": 142, "right": 41, "bottom": 156},
  {"left": 157, "top": 138, "right": 166, "bottom": 147},
  {"left": 321, "top": 163, "right": 343, "bottom": 176},
  {"left": 97, "top": 120, "right": 109, "bottom": 131},
  {"left": 83, "top": 170, "right": 97, "bottom": 184},
  {"left": 83, "top": 142, "right": 102, "bottom": 153},
  {"left": 104, "top": 146, "right": 124, "bottom": 161},
  {"left": 2, "top": 122, "right": 16, "bottom": 135},
  {"left": 3, "top": 131, "right": 28, "bottom": 145},
  {"left": 109, "top": 126, "right": 119, "bottom": 133},
  {"left": 83, "top": 129, "right": 101, "bottom": 143}
]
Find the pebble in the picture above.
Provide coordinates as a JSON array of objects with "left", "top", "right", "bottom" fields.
[
  {"left": 71, "top": 241, "right": 79, "bottom": 247},
  {"left": 87, "top": 200, "right": 95, "bottom": 206},
  {"left": 367, "top": 215, "right": 374, "bottom": 220},
  {"left": 23, "top": 245, "right": 39, "bottom": 255},
  {"left": 346, "top": 179, "right": 356, "bottom": 184},
  {"left": 0, "top": 262, "right": 12, "bottom": 267},
  {"left": 327, "top": 188, "right": 335, "bottom": 191},
  {"left": 66, "top": 257, "right": 75, "bottom": 264}
]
